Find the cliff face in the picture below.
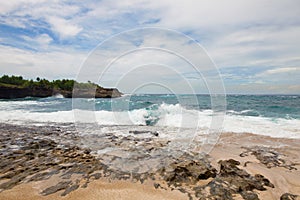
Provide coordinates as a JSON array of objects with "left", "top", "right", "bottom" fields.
[
  {"left": 62, "top": 87, "right": 122, "bottom": 98},
  {"left": 0, "top": 85, "right": 122, "bottom": 99},
  {"left": 0, "top": 86, "right": 53, "bottom": 99}
]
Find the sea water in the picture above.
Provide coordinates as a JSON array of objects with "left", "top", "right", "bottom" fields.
[{"left": 0, "top": 94, "right": 299, "bottom": 139}]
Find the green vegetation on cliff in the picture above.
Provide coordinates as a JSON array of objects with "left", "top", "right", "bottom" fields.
[
  {"left": 0, "top": 75, "right": 122, "bottom": 99},
  {"left": 0, "top": 75, "right": 102, "bottom": 91}
]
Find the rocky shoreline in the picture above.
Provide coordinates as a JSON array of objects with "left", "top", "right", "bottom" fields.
[
  {"left": 0, "top": 85, "right": 122, "bottom": 99},
  {"left": 0, "top": 123, "right": 299, "bottom": 199}
]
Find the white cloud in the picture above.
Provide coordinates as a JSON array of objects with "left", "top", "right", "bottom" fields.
[
  {"left": 264, "top": 67, "right": 298, "bottom": 75},
  {"left": 47, "top": 16, "right": 82, "bottom": 38},
  {"left": 0, "top": 45, "right": 85, "bottom": 79},
  {"left": 22, "top": 33, "right": 53, "bottom": 49},
  {"left": 1, "top": 0, "right": 300, "bottom": 94},
  {"left": 0, "top": 0, "right": 83, "bottom": 39},
  {"left": 253, "top": 67, "right": 300, "bottom": 93},
  {"left": 256, "top": 66, "right": 300, "bottom": 78},
  {"left": 121, "top": 0, "right": 296, "bottom": 31},
  {"left": 205, "top": 25, "right": 300, "bottom": 68},
  {"left": 36, "top": 34, "right": 53, "bottom": 45},
  {"left": 0, "top": 0, "right": 46, "bottom": 14}
]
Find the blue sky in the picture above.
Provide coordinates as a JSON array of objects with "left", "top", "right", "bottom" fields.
[{"left": 0, "top": 0, "right": 299, "bottom": 94}]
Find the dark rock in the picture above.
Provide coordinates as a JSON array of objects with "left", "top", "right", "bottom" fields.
[
  {"left": 83, "top": 148, "right": 91, "bottom": 154},
  {"left": 61, "top": 183, "right": 80, "bottom": 196},
  {"left": 42, "top": 181, "right": 72, "bottom": 196},
  {"left": 254, "top": 174, "right": 274, "bottom": 188},
  {"left": 194, "top": 178, "right": 234, "bottom": 200},
  {"left": 28, "top": 170, "right": 59, "bottom": 182},
  {"left": 218, "top": 159, "right": 248, "bottom": 178},
  {"left": 71, "top": 87, "right": 122, "bottom": 98},
  {"left": 206, "top": 179, "right": 234, "bottom": 200},
  {"left": 91, "top": 173, "right": 101, "bottom": 180},
  {"left": 0, "top": 124, "right": 285, "bottom": 199},
  {"left": 178, "top": 188, "right": 187, "bottom": 194},
  {"left": 240, "top": 191, "right": 259, "bottom": 200},
  {"left": 241, "top": 147, "right": 297, "bottom": 170},
  {"left": 218, "top": 159, "right": 274, "bottom": 191},
  {"left": 244, "top": 161, "right": 252, "bottom": 167},
  {"left": 154, "top": 183, "right": 160, "bottom": 189},
  {"left": 0, "top": 174, "right": 27, "bottom": 191},
  {"left": 0, "top": 124, "right": 106, "bottom": 196},
  {"left": 160, "top": 154, "right": 217, "bottom": 186},
  {"left": 129, "top": 130, "right": 159, "bottom": 136},
  {"left": 0, "top": 84, "right": 122, "bottom": 99},
  {"left": 81, "top": 181, "right": 89, "bottom": 188},
  {"left": 195, "top": 159, "right": 274, "bottom": 200},
  {"left": 0, "top": 86, "right": 52, "bottom": 99},
  {"left": 152, "top": 131, "right": 159, "bottom": 137},
  {"left": 280, "top": 193, "right": 299, "bottom": 200}
]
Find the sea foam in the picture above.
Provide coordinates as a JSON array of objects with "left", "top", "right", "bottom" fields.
[{"left": 0, "top": 101, "right": 299, "bottom": 139}]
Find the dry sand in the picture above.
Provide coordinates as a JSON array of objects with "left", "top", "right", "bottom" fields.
[
  {"left": 0, "top": 179, "right": 187, "bottom": 200},
  {"left": 210, "top": 132, "right": 300, "bottom": 199}
]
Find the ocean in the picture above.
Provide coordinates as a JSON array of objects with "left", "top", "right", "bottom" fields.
[{"left": 0, "top": 94, "right": 299, "bottom": 139}]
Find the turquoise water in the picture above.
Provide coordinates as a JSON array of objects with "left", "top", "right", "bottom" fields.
[
  {"left": 1, "top": 94, "right": 299, "bottom": 119},
  {"left": 0, "top": 94, "right": 299, "bottom": 138}
]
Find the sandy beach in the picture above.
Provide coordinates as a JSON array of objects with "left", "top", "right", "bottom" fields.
[
  {"left": 210, "top": 133, "right": 300, "bottom": 199},
  {"left": 1, "top": 0, "right": 300, "bottom": 199},
  {"left": 0, "top": 124, "right": 299, "bottom": 200}
]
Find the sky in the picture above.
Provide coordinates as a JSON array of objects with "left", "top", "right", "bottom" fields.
[{"left": 0, "top": 0, "right": 299, "bottom": 94}]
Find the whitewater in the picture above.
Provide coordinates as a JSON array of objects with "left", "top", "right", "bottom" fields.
[{"left": 0, "top": 94, "right": 299, "bottom": 139}]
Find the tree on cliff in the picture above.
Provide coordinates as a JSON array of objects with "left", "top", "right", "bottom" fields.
[
  {"left": 0, "top": 75, "right": 122, "bottom": 99},
  {"left": 0, "top": 75, "right": 25, "bottom": 86},
  {"left": 0, "top": 75, "right": 100, "bottom": 91}
]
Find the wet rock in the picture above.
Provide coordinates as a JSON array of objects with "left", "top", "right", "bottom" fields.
[
  {"left": 154, "top": 183, "right": 160, "bottom": 189},
  {"left": 0, "top": 174, "right": 27, "bottom": 191},
  {"left": 219, "top": 159, "right": 246, "bottom": 177},
  {"left": 81, "top": 181, "right": 89, "bottom": 188},
  {"left": 129, "top": 130, "right": 159, "bottom": 137},
  {"left": 112, "top": 171, "right": 131, "bottom": 181},
  {"left": 42, "top": 181, "right": 72, "bottom": 196},
  {"left": 61, "top": 183, "right": 80, "bottom": 196},
  {"left": 195, "top": 159, "right": 274, "bottom": 200},
  {"left": 83, "top": 148, "right": 91, "bottom": 154},
  {"left": 0, "top": 124, "right": 285, "bottom": 199},
  {"left": 240, "top": 191, "right": 259, "bottom": 200},
  {"left": 218, "top": 159, "right": 274, "bottom": 190},
  {"left": 0, "top": 124, "right": 106, "bottom": 196},
  {"left": 196, "top": 179, "right": 234, "bottom": 200},
  {"left": 241, "top": 147, "right": 297, "bottom": 170},
  {"left": 160, "top": 154, "right": 217, "bottom": 186},
  {"left": 28, "top": 170, "right": 59, "bottom": 182},
  {"left": 90, "top": 173, "right": 101, "bottom": 180},
  {"left": 152, "top": 131, "right": 159, "bottom": 137},
  {"left": 280, "top": 193, "right": 299, "bottom": 200},
  {"left": 253, "top": 174, "right": 274, "bottom": 188}
]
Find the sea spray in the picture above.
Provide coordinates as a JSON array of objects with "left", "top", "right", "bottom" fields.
[{"left": 0, "top": 94, "right": 299, "bottom": 138}]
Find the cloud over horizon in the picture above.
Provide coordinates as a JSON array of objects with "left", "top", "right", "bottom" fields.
[{"left": 0, "top": 0, "right": 299, "bottom": 94}]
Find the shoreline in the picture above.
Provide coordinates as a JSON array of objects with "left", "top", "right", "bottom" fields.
[{"left": 0, "top": 123, "right": 299, "bottom": 199}]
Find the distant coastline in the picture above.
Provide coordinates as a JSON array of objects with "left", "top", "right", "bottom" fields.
[{"left": 0, "top": 75, "right": 122, "bottom": 99}]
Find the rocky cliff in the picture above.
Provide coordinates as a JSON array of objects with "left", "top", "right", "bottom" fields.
[{"left": 0, "top": 85, "right": 122, "bottom": 99}]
